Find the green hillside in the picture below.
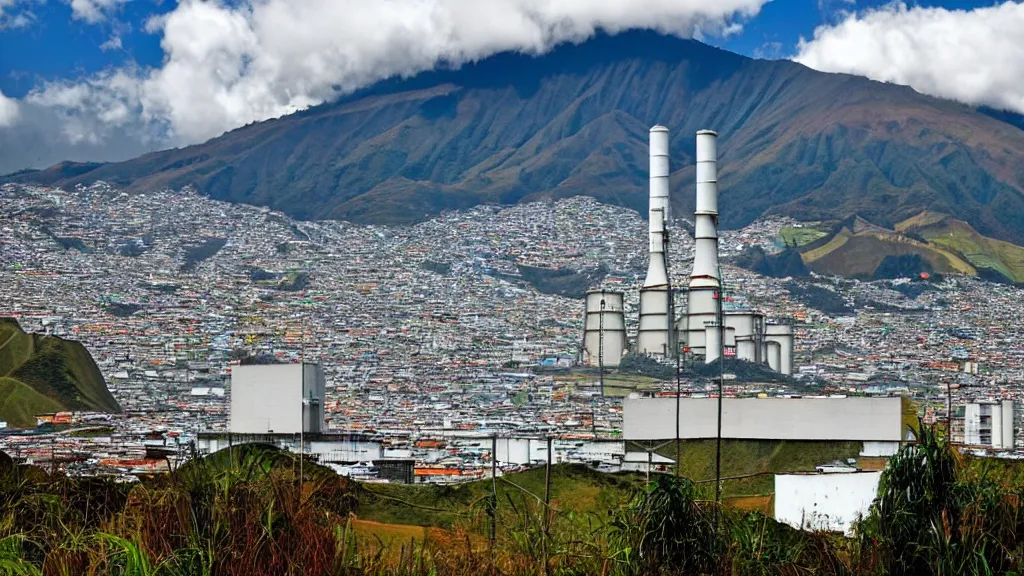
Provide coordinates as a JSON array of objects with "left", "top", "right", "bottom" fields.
[
  {"left": 657, "top": 439, "right": 863, "bottom": 497},
  {"left": 775, "top": 211, "right": 1024, "bottom": 283},
  {"left": 897, "top": 211, "right": 1024, "bottom": 283},
  {"left": 0, "top": 318, "right": 120, "bottom": 428},
  {"left": 357, "top": 463, "right": 642, "bottom": 529}
]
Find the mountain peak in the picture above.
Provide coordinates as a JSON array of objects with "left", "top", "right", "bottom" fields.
[{"left": 7, "top": 31, "right": 1024, "bottom": 245}]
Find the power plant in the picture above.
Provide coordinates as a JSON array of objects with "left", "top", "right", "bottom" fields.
[{"left": 581, "top": 126, "right": 795, "bottom": 376}]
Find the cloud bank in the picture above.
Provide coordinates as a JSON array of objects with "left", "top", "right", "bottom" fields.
[
  {"left": 0, "top": 0, "right": 767, "bottom": 174},
  {"left": 795, "top": 1, "right": 1024, "bottom": 115}
]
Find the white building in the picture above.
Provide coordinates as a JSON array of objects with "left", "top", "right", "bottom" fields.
[
  {"left": 229, "top": 363, "right": 325, "bottom": 434},
  {"left": 623, "top": 397, "right": 904, "bottom": 444},
  {"left": 774, "top": 471, "right": 882, "bottom": 535},
  {"left": 963, "top": 399, "right": 1014, "bottom": 449}
]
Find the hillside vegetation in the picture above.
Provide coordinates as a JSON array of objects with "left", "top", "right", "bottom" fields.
[
  {"left": 0, "top": 318, "right": 121, "bottom": 427},
  {"left": 9, "top": 31, "right": 1024, "bottom": 248},
  {"left": 736, "top": 212, "right": 1024, "bottom": 284},
  {"left": 896, "top": 211, "right": 1024, "bottom": 283},
  {"left": 3, "top": 429, "right": 1024, "bottom": 574}
]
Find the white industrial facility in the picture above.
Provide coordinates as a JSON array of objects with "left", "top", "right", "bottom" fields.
[
  {"left": 581, "top": 126, "right": 794, "bottom": 374},
  {"left": 228, "top": 363, "right": 325, "bottom": 435},
  {"left": 623, "top": 396, "right": 905, "bottom": 445}
]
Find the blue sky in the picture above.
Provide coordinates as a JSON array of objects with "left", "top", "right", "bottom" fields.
[{"left": 0, "top": 0, "right": 1021, "bottom": 173}]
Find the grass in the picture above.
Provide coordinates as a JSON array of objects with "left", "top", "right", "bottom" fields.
[
  {"left": 655, "top": 439, "right": 864, "bottom": 497},
  {"left": 903, "top": 213, "right": 1024, "bottom": 282},
  {"left": 0, "top": 376, "right": 64, "bottom": 427},
  {"left": 356, "top": 464, "right": 643, "bottom": 530},
  {"left": 780, "top": 225, "right": 828, "bottom": 248},
  {"left": 553, "top": 372, "right": 663, "bottom": 397},
  {"left": 801, "top": 227, "right": 852, "bottom": 263},
  {"left": 0, "top": 318, "right": 120, "bottom": 428},
  {"left": 7, "top": 434, "right": 1024, "bottom": 575}
]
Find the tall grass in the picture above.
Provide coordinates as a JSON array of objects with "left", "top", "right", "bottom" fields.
[{"left": 2, "top": 430, "right": 1024, "bottom": 576}]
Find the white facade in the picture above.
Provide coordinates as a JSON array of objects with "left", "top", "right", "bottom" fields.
[
  {"left": 623, "top": 397, "right": 904, "bottom": 441},
  {"left": 197, "top": 434, "right": 381, "bottom": 462},
  {"left": 494, "top": 438, "right": 625, "bottom": 466},
  {"left": 229, "top": 363, "right": 325, "bottom": 434},
  {"left": 774, "top": 472, "right": 881, "bottom": 535},
  {"left": 964, "top": 399, "right": 1014, "bottom": 449}
]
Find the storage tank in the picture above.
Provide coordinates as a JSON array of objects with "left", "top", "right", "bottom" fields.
[
  {"left": 737, "top": 339, "right": 756, "bottom": 361},
  {"left": 583, "top": 290, "right": 626, "bottom": 368},
  {"left": 765, "top": 323, "right": 795, "bottom": 376},
  {"left": 766, "top": 340, "right": 782, "bottom": 373},
  {"left": 704, "top": 322, "right": 722, "bottom": 364}
]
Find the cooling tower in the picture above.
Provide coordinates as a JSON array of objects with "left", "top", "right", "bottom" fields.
[{"left": 582, "top": 290, "right": 626, "bottom": 368}]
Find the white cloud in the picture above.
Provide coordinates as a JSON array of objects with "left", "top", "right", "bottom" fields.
[
  {"left": 795, "top": 1, "right": 1024, "bottom": 114},
  {"left": 0, "top": 0, "right": 768, "bottom": 173},
  {"left": 753, "top": 40, "right": 782, "bottom": 60},
  {"left": 100, "top": 35, "right": 123, "bottom": 51},
  {"left": 69, "top": 0, "right": 130, "bottom": 23},
  {"left": 0, "top": 0, "right": 34, "bottom": 28},
  {"left": 0, "top": 90, "right": 19, "bottom": 127}
]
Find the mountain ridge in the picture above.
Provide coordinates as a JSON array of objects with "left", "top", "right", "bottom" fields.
[{"left": 7, "top": 31, "right": 1024, "bottom": 244}]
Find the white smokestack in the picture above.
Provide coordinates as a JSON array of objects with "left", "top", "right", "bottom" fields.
[
  {"left": 643, "top": 125, "right": 670, "bottom": 289},
  {"left": 690, "top": 129, "right": 720, "bottom": 289},
  {"left": 637, "top": 125, "right": 672, "bottom": 358},
  {"left": 649, "top": 125, "right": 670, "bottom": 222}
]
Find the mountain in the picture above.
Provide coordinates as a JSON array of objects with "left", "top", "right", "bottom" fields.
[
  {"left": 8, "top": 31, "right": 1024, "bottom": 245},
  {"left": 735, "top": 212, "right": 1024, "bottom": 283},
  {"left": 0, "top": 318, "right": 121, "bottom": 428}
]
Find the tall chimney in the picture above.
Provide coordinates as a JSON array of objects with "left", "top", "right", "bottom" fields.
[
  {"left": 637, "top": 125, "right": 672, "bottom": 357},
  {"left": 690, "top": 130, "right": 720, "bottom": 289},
  {"left": 643, "top": 125, "right": 670, "bottom": 289}
]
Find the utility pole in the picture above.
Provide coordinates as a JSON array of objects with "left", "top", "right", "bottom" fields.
[
  {"left": 599, "top": 298, "right": 605, "bottom": 397},
  {"left": 662, "top": 213, "right": 682, "bottom": 477},
  {"left": 490, "top": 437, "right": 498, "bottom": 536},
  {"left": 714, "top": 286, "right": 725, "bottom": 529},
  {"left": 543, "top": 436, "right": 552, "bottom": 576},
  {"left": 490, "top": 434, "right": 498, "bottom": 576}
]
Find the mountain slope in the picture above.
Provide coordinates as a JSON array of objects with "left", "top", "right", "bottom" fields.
[
  {"left": 9, "top": 31, "right": 1024, "bottom": 244},
  {"left": 0, "top": 318, "right": 121, "bottom": 428}
]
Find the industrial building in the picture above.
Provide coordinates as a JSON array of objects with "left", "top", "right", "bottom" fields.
[
  {"left": 229, "top": 363, "right": 325, "bottom": 434},
  {"left": 623, "top": 396, "right": 905, "bottom": 445},
  {"left": 580, "top": 126, "right": 794, "bottom": 374}
]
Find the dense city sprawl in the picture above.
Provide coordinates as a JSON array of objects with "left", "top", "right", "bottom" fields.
[{"left": 1, "top": 182, "right": 1021, "bottom": 479}]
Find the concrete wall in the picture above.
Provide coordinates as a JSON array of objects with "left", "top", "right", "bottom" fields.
[
  {"left": 861, "top": 441, "right": 900, "bottom": 457},
  {"left": 775, "top": 472, "right": 881, "bottom": 535},
  {"left": 196, "top": 435, "right": 382, "bottom": 462},
  {"left": 1002, "top": 399, "right": 1015, "bottom": 449},
  {"left": 494, "top": 438, "right": 625, "bottom": 465},
  {"left": 302, "top": 363, "right": 326, "bottom": 434},
  {"left": 623, "top": 397, "right": 903, "bottom": 441},
  {"left": 230, "top": 364, "right": 303, "bottom": 434}
]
